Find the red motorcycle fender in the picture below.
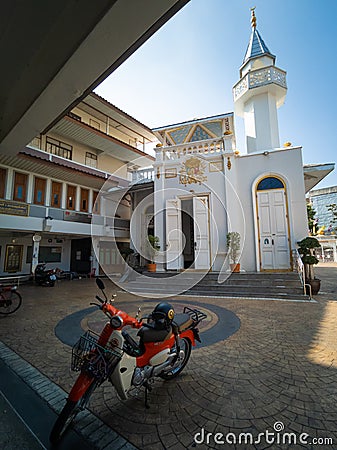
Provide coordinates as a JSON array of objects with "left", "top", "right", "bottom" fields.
[
  {"left": 180, "top": 329, "right": 196, "bottom": 347},
  {"left": 68, "top": 373, "right": 94, "bottom": 402}
]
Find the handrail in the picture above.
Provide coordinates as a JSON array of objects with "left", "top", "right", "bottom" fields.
[
  {"left": 292, "top": 249, "right": 312, "bottom": 299},
  {"left": 0, "top": 275, "right": 30, "bottom": 286}
]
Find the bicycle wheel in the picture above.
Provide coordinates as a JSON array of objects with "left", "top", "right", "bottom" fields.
[
  {"left": 0, "top": 291, "right": 22, "bottom": 315},
  {"left": 159, "top": 337, "right": 192, "bottom": 380},
  {"left": 49, "top": 379, "right": 97, "bottom": 444}
]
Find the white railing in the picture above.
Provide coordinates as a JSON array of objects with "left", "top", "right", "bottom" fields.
[
  {"left": 131, "top": 168, "right": 154, "bottom": 183},
  {"left": 233, "top": 66, "right": 287, "bottom": 101},
  {"left": 156, "top": 136, "right": 234, "bottom": 161},
  {"left": 292, "top": 248, "right": 312, "bottom": 298}
]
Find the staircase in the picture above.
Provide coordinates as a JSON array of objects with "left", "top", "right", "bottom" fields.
[{"left": 120, "top": 271, "right": 310, "bottom": 300}]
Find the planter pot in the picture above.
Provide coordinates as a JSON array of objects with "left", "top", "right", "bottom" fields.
[
  {"left": 307, "top": 278, "right": 321, "bottom": 295},
  {"left": 147, "top": 263, "right": 156, "bottom": 273},
  {"left": 230, "top": 263, "right": 240, "bottom": 273}
]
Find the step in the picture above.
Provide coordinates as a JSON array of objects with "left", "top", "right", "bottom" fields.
[
  {"left": 119, "top": 271, "right": 309, "bottom": 301},
  {"left": 184, "top": 290, "right": 309, "bottom": 300}
]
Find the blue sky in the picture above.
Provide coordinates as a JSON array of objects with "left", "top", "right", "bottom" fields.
[{"left": 95, "top": 0, "right": 337, "bottom": 189}]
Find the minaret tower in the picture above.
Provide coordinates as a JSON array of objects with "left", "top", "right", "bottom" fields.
[{"left": 233, "top": 8, "right": 287, "bottom": 153}]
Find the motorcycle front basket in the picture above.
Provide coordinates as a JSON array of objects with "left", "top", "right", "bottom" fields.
[{"left": 71, "top": 330, "right": 123, "bottom": 383}]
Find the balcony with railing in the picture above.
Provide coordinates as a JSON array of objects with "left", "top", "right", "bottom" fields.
[
  {"left": 233, "top": 66, "right": 287, "bottom": 102},
  {"left": 155, "top": 136, "right": 234, "bottom": 161}
]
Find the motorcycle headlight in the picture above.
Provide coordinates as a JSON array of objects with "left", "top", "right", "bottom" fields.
[{"left": 110, "top": 315, "right": 123, "bottom": 329}]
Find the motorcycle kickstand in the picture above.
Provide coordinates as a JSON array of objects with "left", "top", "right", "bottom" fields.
[{"left": 144, "top": 381, "right": 152, "bottom": 409}]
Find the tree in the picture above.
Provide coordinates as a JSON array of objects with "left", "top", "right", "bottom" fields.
[
  {"left": 306, "top": 202, "right": 317, "bottom": 234},
  {"left": 297, "top": 237, "right": 320, "bottom": 281}
]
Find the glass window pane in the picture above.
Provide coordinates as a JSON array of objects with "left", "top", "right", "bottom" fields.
[{"left": 257, "top": 177, "right": 284, "bottom": 190}]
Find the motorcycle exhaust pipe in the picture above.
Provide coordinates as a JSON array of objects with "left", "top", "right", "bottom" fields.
[{"left": 150, "top": 350, "right": 184, "bottom": 377}]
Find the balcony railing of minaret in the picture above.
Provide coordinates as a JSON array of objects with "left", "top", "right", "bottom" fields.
[
  {"left": 155, "top": 136, "right": 234, "bottom": 161},
  {"left": 233, "top": 66, "right": 287, "bottom": 101}
]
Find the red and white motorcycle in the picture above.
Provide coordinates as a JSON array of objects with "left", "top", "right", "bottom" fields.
[{"left": 50, "top": 277, "right": 206, "bottom": 443}]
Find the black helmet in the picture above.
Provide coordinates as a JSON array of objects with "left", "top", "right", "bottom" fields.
[{"left": 151, "top": 302, "right": 175, "bottom": 329}]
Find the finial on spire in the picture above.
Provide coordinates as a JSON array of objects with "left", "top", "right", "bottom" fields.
[{"left": 250, "top": 6, "right": 256, "bottom": 28}]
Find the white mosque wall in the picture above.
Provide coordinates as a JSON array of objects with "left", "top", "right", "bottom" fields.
[{"left": 231, "top": 147, "right": 308, "bottom": 271}]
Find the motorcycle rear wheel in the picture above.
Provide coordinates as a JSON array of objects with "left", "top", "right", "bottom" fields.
[
  {"left": 49, "top": 380, "right": 97, "bottom": 444},
  {"left": 159, "top": 337, "right": 191, "bottom": 380}
]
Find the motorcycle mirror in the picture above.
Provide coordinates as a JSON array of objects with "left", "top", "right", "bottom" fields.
[
  {"left": 135, "top": 306, "right": 141, "bottom": 319},
  {"left": 96, "top": 277, "right": 105, "bottom": 291}
]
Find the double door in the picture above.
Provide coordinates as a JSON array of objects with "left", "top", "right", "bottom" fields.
[
  {"left": 165, "top": 196, "right": 210, "bottom": 270},
  {"left": 257, "top": 189, "right": 291, "bottom": 270}
]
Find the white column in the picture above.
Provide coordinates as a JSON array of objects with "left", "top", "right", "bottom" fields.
[
  {"left": 153, "top": 162, "right": 165, "bottom": 272},
  {"left": 31, "top": 235, "right": 41, "bottom": 274},
  {"left": 27, "top": 173, "right": 34, "bottom": 204},
  {"left": 45, "top": 179, "right": 51, "bottom": 206},
  {"left": 88, "top": 189, "right": 93, "bottom": 214},
  {"left": 224, "top": 155, "right": 245, "bottom": 267},
  {"left": 5, "top": 168, "right": 13, "bottom": 199},
  {"left": 61, "top": 183, "right": 67, "bottom": 209},
  {"left": 75, "top": 186, "right": 81, "bottom": 211}
]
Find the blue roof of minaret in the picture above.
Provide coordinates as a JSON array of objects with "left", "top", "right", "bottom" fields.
[{"left": 243, "top": 8, "right": 275, "bottom": 63}]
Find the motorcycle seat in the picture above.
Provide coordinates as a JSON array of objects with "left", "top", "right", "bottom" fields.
[
  {"left": 172, "top": 313, "right": 194, "bottom": 332},
  {"left": 138, "top": 325, "right": 173, "bottom": 343}
]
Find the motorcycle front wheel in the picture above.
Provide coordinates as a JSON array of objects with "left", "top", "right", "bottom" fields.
[
  {"left": 159, "top": 337, "right": 192, "bottom": 380},
  {"left": 0, "top": 290, "right": 22, "bottom": 315},
  {"left": 49, "top": 379, "right": 97, "bottom": 444}
]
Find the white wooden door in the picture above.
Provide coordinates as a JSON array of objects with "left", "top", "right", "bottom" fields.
[
  {"left": 166, "top": 198, "right": 183, "bottom": 270},
  {"left": 193, "top": 196, "right": 210, "bottom": 270},
  {"left": 257, "top": 190, "right": 290, "bottom": 270}
]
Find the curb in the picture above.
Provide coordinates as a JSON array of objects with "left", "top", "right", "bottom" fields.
[{"left": 0, "top": 341, "right": 137, "bottom": 450}]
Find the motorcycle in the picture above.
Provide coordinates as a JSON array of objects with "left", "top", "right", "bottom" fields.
[
  {"left": 34, "top": 263, "right": 57, "bottom": 287},
  {"left": 50, "top": 277, "right": 206, "bottom": 444}
]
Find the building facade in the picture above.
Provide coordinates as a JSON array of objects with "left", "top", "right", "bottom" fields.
[
  {"left": 309, "top": 185, "right": 337, "bottom": 231},
  {"left": 308, "top": 185, "right": 337, "bottom": 262},
  {"left": 0, "top": 93, "right": 155, "bottom": 278}
]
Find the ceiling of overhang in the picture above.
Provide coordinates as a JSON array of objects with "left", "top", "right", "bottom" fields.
[
  {"left": 51, "top": 116, "right": 155, "bottom": 163},
  {"left": 0, "top": 0, "right": 115, "bottom": 142},
  {"left": 303, "top": 164, "right": 335, "bottom": 193},
  {"left": 0, "top": 0, "right": 190, "bottom": 156}
]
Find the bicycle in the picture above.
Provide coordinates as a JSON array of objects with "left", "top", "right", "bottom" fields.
[{"left": 0, "top": 285, "right": 22, "bottom": 315}]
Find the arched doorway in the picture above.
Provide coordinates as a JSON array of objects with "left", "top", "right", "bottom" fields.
[{"left": 256, "top": 176, "right": 291, "bottom": 271}]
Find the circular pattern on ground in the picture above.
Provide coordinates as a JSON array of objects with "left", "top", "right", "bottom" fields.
[{"left": 55, "top": 299, "right": 240, "bottom": 348}]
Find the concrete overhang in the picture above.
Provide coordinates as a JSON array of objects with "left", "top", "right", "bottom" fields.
[
  {"left": 0, "top": 147, "right": 129, "bottom": 190},
  {"left": 50, "top": 115, "right": 155, "bottom": 164},
  {"left": 0, "top": 0, "right": 189, "bottom": 157},
  {"left": 82, "top": 93, "right": 156, "bottom": 144},
  {"left": 303, "top": 163, "right": 335, "bottom": 193}
]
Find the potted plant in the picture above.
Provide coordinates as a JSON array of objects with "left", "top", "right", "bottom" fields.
[
  {"left": 226, "top": 231, "right": 241, "bottom": 272},
  {"left": 147, "top": 235, "right": 160, "bottom": 272},
  {"left": 297, "top": 237, "right": 321, "bottom": 295}
]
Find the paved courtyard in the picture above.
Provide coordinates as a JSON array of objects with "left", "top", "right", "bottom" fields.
[{"left": 1, "top": 264, "right": 337, "bottom": 449}]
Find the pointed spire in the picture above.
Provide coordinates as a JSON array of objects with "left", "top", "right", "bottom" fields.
[{"left": 242, "top": 7, "right": 275, "bottom": 64}]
